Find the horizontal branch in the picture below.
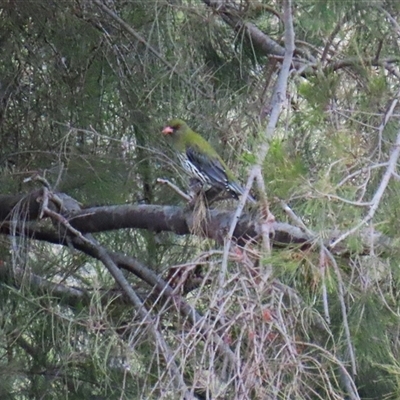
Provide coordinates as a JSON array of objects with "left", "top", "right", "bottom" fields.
[
  {"left": 0, "top": 189, "right": 394, "bottom": 255},
  {"left": 326, "top": 56, "right": 400, "bottom": 73},
  {"left": 0, "top": 189, "right": 44, "bottom": 221},
  {"left": 53, "top": 203, "right": 312, "bottom": 247}
]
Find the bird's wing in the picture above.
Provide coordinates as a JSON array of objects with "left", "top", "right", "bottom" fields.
[{"left": 186, "top": 145, "right": 228, "bottom": 186}]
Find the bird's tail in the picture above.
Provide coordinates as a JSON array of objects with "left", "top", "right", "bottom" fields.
[{"left": 227, "top": 181, "right": 256, "bottom": 203}]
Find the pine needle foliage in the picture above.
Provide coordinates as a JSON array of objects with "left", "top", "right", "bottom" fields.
[{"left": 1, "top": 0, "right": 400, "bottom": 399}]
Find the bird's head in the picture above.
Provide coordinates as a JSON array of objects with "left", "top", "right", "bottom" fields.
[{"left": 162, "top": 119, "right": 189, "bottom": 141}]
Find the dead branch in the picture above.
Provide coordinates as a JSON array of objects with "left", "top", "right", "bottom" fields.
[{"left": 330, "top": 129, "right": 400, "bottom": 248}]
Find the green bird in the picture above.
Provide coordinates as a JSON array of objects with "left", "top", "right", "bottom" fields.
[{"left": 162, "top": 119, "right": 255, "bottom": 203}]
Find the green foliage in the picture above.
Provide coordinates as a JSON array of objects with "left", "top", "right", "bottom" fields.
[
  {"left": 298, "top": 75, "right": 340, "bottom": 111},
  {"left": 1, "top": 0, "right": 400, "bottom": 399},
  {"left": 349, "top": 295, "right": 396, "bottom": 397},
  {"left": 263, "top": 138, "right": 307, "bottom": 198}
]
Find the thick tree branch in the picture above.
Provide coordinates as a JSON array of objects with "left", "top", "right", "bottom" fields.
[
  {"left": 0, "top": 190, "right": 394, "bottom": 255},
  {"left": 0, "top": 189, "right": 45, "bottom": 221},
  {"left": 201, "top": 0, "right": 285, "bottom": 57},
  {"left": 0, "top": 199, "right": 311, "bottom": 247}
]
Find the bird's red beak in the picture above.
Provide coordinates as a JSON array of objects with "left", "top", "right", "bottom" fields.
[{"left": 162, "top": 126, "right": 173, "bottom": 135}]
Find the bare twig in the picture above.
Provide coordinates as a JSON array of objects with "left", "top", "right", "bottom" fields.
[
  {"left": 333, "top": 110, "right": 380, "bottom": 130},
  {"left": 249, "top": 0, "right": 295, "bottom": 251},
  {"left": 335, "top": 162, "right": 388, "bottom": 188},
  {"left": 279, "top": 198, "right": 312, "bottom": 235},
  {"left": 384, "top": 61, "right": 400, "bottom": 80},
  {"left": 392, "top": 172, "right": 400, "bottom": 181},
  {"left": 375, "top": 5, "right": 400, "bottom": 36},
  {"left": 157, "top": 178, "right": 192, "bottom": 202},
  {"left": 330, "top": 130, "right": 400, "bottom": 248},
  {"left": 319, "top": 245, "right": 331, "bottom": 324},
  {"left": 338, "top": 363, "right": 361, "bottom": 400},
  {"left": 376, "top": 90, "right": 400, "bottom": 158},
  {"left": 23, "top": 173, "right": 52, "bottom": 189},
  {"left": 313, "top": 190, "right": 372, "bottom": 207},
  {"left": 324, "top": 248, "right": 357, "bottom": 377},
  {"left": 220, "top": 167, "right": 259, "bottom": 267},
  {"left": 53, "top": 162, "right": 64, "bottom": 190},
  {"left": 39, "top": 186, "right": 49, "bottom": 220},
  {"left": 262, "top": 0, "right": 295, "bottom": 142},
  {"left": 255, "top": 167, "right": 275, "bottom": 253},
  {"left": 321, "top": 12, "right": 350, "bottom": 64}
]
